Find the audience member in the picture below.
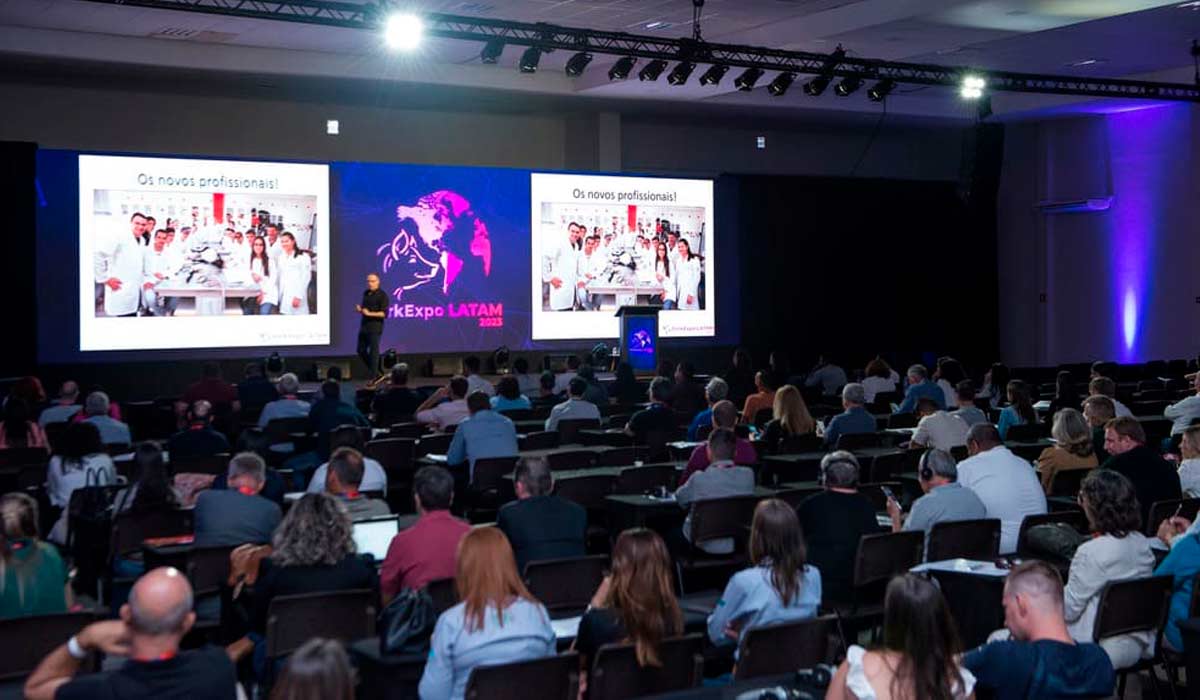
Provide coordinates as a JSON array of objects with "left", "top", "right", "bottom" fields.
[
  {"left": 676, "top": 429, "right": 755, "bottom": 555},
  {"left": 9, "top": 376, "right": 47, "bottom": 417},
  {"left": 979, "top": 362, "right": 1011, "bottom": 409},
  {"left": 610, "top": 361, "right": 644, "bottom": 405},
  {"left": 1044, "top": 371, "right": 1083, "bottom": 422},
  {"left": 686, "top": 377, "right": 727, "bottom": 441},
  {"left": 414, "top": 376, "right": 471, "bottom": 432},
  {"left": 324, "top": 447, "right": 391, "bottom": 521},
  {"left": 447, "top": 392, "right": 519, "bottom": 481},
  {"left": 1082, "top": 395, "right": 1116, "bottom": 464},
  {"left": 626, "top": 377, "right": 678, "bottom": 443},
  {"left": 46, "top": 422, "right": 116, "bottom": 544},
  {"left": 38, "top": 381, "right": 82, "bottom": 427},
  {"left": 497, "top": 458, "right": 586, "bottom": 573},
  {"left": 553, "top": 355, "right": 582, "bottom": 395},
  {"left": 821, "top": 383, "right": 873, "bottom": 449},
  {"left": 796, "top": 451, "right": 881, "bottom": 600},
  {"left": 762, "top": 385, "right": 817, "bottom": 451},
  {"left": 804, "top": 354, "right": 848, "bottom": 397},
  {"left": 576, "top": 529, "right": 682, "bottom": 679},
  {"left": 887, "top": 449, "right": 986, "bottom": 552},
  {"left": 740, "top": 371, "right": 777, "bottom": 425},
  {"left": 1101, "top": 416, "right": 1181, "bottom": 524},
  {"left": 166, "top": 400, "right": 231, "bottom": 459},
  {"left": 308, "top": 379, "right": 369, "bottom": 460},
  {"left": 237, "top": 362, "right": 278, "bottom": 417},
  {"left": 418, "top": 527, "right": 555, "bottom": 700},
  {"left": 1154, "top": 500, "right": 1200, "bottom": 653},
  {"left": 257, "top": 373, "right": 311, "bottom": 429},
  {"left": 0, "top": 398, "right": 47, "bottom": 450},
  {"left": 24, "top": 567, "right": 236, "bottom": 700},
  {"left": 723, "top": 347, "right": 756, "bottom": 408},
  {"left": 933, "top": 357, "right": 968, "bottom": 411},
  {"left": 530, "top": 370, "right": 563, "bottom": 409},
  {"left": 997, "top": 379, "right": 1037, "bottom": 440},
  {"left": 1088, "top": 376, "right": 1133, "bottom": 418},
  {"left": 910, "top": 397, "right": 970, "bottom": 452},
  {"left": 193, "top": 452, "right": 282, "bottom": 547},
  {"left": 1165, "top": 372, "right": 1200, "bottom": 436},
  {"left": 307, "top": 426, "right": 387, "bottom": 494},
  {"left": 380, "top": 466, "right": 470, "bottom": 600},
  {"left": 827, "top": 574, "right": 974, "bottom": 699},
  {"left": 544, "top": 377, "right": 601, "bottom": 431},
  {"left": 114, "top": 443, "right": 180, "bottom": 515},
  {"left": 270, "top": 638, "right": 355, "bottom": 700},
  {"left": 952, "top": 381, "right": 988, "bottom": 427},
  {"left": 574, "top": 364, "right": 608, "bottom": 408},
  {"left": 372, "top": 363, "right": 421, "bottom": 418},
  {"left": 0, "top": 493, "right": 68, "bottom": 618},
  {"left": 1063, "top": 470, "right": 1155, "bottom": 669},
  {"left": 964, "top": 561, "right": 1115, "bottom": 699},
  {"left": 861, "top": 356, "right": 899, "bottom": 404},
  {"left": 182, "top": 361, "right": 239, "bottom": 411},
  {"left": 894, "top": 364, "right": 946, "bottom": 414},
  {"left": 461, "top": 355, "right": 494, "bottom": 397},
  {"left": 511, "top": 357, "right": 540, "bottom": 398},
  {"left": 83, "top": 391, "right": 132, "bottom": 445},
  {"left": 707, "top": 499, "right": 821, "bottom": 652},
  {"left": 1177, "top": 425, "right": 1200, "bottom": 496},
  {"left": 680, "top": 401, "right": 758, "bottom": 485},
  {"left": 489, "top": 376, "right": 532, "bottom": 413},
  {"left": 325, "top": 365, "right": 358, "bottom": 407},
  {"left": 670, "top": 361, "right": 706, "bottom": 417},
  {"left": 956, "top": 423, "right": 1047, "bottom": 553},
  {"left": 1035, "top": 408, "right": 1097, "bottom": 494}
]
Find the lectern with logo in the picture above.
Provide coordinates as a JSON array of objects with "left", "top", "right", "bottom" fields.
[{"left": 615, "top": 306, "right": 660, "bottom": 375}]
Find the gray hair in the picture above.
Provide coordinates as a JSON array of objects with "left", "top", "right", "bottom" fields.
[
  {"left": 272, "top": 493, "right": 355, "bottom": 567},
  {"left": 705, "top": 377, "right": 729, "bottom": 403},
  {"left": 278, "top": 372, "right": 301, "bottom": 394},
  {"left": 921, "top": 449, "right": 958, "bottom": 481},
  {"left": 649, "top": 376, "right": 672, "bottom": 402},
  {"left": 820, "top": 450, "right": 860, "bottom": 488},
  {"left": 128, "top": 575, "right": 194, "bottom": 635},
  {"left": 1051, "top": 408, "right": 1094, "bottom": 458},
  {"left": 227, "top": 451, "right": 266, "bottom": 483},
  {"left": 907, "top": 364, "right": 928, "bottom": 381},
  {"left": 842, "top": 383, "right": 866, "bottom": 405},
  {"left": 514, "top": 457, "right": 553, "bottom": 497},
  {"left": 84, "top": 391, "right": 110, "bottom": 416}
]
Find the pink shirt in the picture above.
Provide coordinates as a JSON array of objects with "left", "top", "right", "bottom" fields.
[
  {"left": 380, "top": 510, "right": 471, "bottom": 599},
  {"left": 678, "top": 439, "right": 758, "bottom": 487}
]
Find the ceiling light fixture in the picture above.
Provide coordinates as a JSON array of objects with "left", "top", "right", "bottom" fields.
[
  {"left": 960, "top": 74, "right": 986, "bottom": 99},
  {"left": 383, "top": 13, "right": 423, "bottom": 51},
  {"left": 834, "top": 76, "right": 863, "bottom": 96},
  {"left": 480, "top": 38, "right": 504, "bottom": 64},
  {"left": 867, "top": 79, "right": 895, "bottom": 101},
  {"left": 565, "top": 52, "right": 593, "bottom": 77},
  {"left": 734, "top": 67, "right": 764, "bottom": 91},
  {"left": 699, "top": 64, "right": 729, "bottom": 86},
  {"left": 667, "top": 61, "right": 697, "bottom": 85},
  {"left": 802, "top": 75, "right": 830, "bottom": 96},
  {"left": 638, "top": 59, "right": 668, "bottom": 81},
  {"left": 768, "top": 72, "right": 796, "bottom": 96},
  {"left": 519, "top": 46, "right": 542, "bottom": 73},
  {"left": 608, "top": 56, "right": 637, "bottom": 80}
]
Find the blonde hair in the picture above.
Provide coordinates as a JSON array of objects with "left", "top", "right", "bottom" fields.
[
  {"left": 1050, "top": 408, "right": 1094, "bottom": 458},
  {"left": 772, "top": 385, "right": 815, "bottom": 436}
]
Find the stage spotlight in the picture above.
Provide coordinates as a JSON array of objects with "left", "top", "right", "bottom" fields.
[
  {"left": 667, "top": 61, "right": 697, "bottom": 85},
  {"left": 767, "top": 72, "right": 795, "bottom": 96},
  {"left": 960, "top": 74, "right": 986, "bottom": 99},
  {"left": 609, "top": 56, "right": 637, "bottom": 80},
  {"left": 519, "top": 46, "right": 542, "bottom": 73},
  {"left": 733, "top": 67, "right": 764, "bottom": 91},
  {"left": 699, "top": 64, "right": 729, "bottom": 86},
  {"left": 480, "top": 39, "right": 504, "bottom": 64},
  {"left": 638, "top": 59, "right": 668, "bottom": 81},
  {"left": 867, "top": 79, "right": 896, "bottom": 101},
  {"left": 565, "top": 52, "right": 593, "bottom": 77},
  {"left": 383, "top": 13, "right": 423, "bottom": 51},
  {"left": 834, "top": 76, "right": 863, "bottom": 96},
  {"left": 802, "top": 75, "right": 830, "bottom": 96}
]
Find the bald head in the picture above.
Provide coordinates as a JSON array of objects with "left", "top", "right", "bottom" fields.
[
  {"left": 711, "top": 400, "right": 738, "bottom": 429},
  {"left": 124, "top": 567, "right": 195, "bottom": 637},
  {"left": 190, "top": 400, "right": 212, "bottom": 422},
  {"left": 59, "top": 381, "right": 79, "bottom": 402}
]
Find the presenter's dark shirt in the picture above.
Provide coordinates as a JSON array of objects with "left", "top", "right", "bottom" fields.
[{"left": 361, "top": 289, "right": 389, "bottom": 333}]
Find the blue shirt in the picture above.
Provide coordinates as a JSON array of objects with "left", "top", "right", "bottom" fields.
[
  {"left": 490, "top": 395, "right": 532, "bottom": 412},
  {"left": 419, "top": 598, "right": 556, "bottom": 700},
  {"left": 996, "top": 406, "right": 1026, "bottom": 441},
  {"left": 894, "top": 380, "right": 946, "bottom": 414},
  {"left": 707, "top": 564, "right": 822, "bottom": 655},
  {"left": 1155, "top": 532, "right": 1200, "bottom": 651},
  {"left": 687, "top": 407, "right": 714, "bottom": 441},
  {"left": 446, "top": 410, "right": 519, "bottom": 478},
  {"left": 963, "top": 639, "right": 1114, "bottom": 700},
  {"left": 823, "top": 406, "right": 876, "bottom": 448},
  {"left": 84, "top": 415, "right": 131, "bottom": 445},
  {"left": 257, "top": 397, "right": 311, "bottom": 428}
]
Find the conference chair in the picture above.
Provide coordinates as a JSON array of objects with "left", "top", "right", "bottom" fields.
[
  {"left": 425, "top": 577, "right": 459, "bottom": 615},
  {"left": 0, "top": 612, "right": 98, "bottom": 682},
  {"left": 552, "top": 473, "right": 615, "bottom": 511},
  {"left": 556, "top": 417, "right": 602, "bottom": 444},
  {"left": 1014, "top": 510, "right": 1088, "bottom": 563},
  {"left": 734, "top": 616, "right": 845, "bottom": 681},
  {"left": 675, "top": 495, "right": 760, "bottom": 593},
  {"left": 171, "top": 452, "right": 230, "bottom": 476},
  {"left": 1048, "top": 467, "right": 1093, "bottom": 498},
  {"left": 772, "top": 485, "right": 823, "bottom": 510},
  {"left": 588, "top": 635, "right": 704, "bottom": 700},
  {"left": 887, "top": 413, "right": 918, "bottom": 429},
  {"left": 265, "top": 589, "right": 377, "bottom": 670},
  {"left": 466, "top": 455, "right": 520, "bottom": 519},
  {"left": 776, "top": 433, "right": 825, "bottom": 454},
  {"left": 593, "top": 446, "right": 639, "bottom": 467},
  {"left": 1146, "top": 499, "right": 1200, "bottom": 539},
  {"left": 1006, "top": 423, "right": 1049, "bottom": 442},
  {"left": 464, "top": 652, "right": 579, "bottom": 700},
  {"left": 925, "top": 519, "right": 1001, "bottom": 562},
  {"left": 387, "top": 422, "right": 425, "bottom": 439},
  {"left": 1092, "top": 575, "right": 1173, "bottom": 699},
  {"left": 417, "top": 432, "right": 453, "bottom": 456},
  {"left": 858, "top": 482, "right": 904, "bottom": 512},
  {"left": 830, "top": 531, "right": 924, "bottom": 638},
  {"left": 546, "top": 449, "right": 597, "bottom": 471},
  {"left": 518, "top": 430, "right": 560, "bottom": 451},
  {"left": 836, "top": 432, "right": 885, "bottom": 451},
  {"left": 523, "top": 555, "right": 608, "bottom": 617},
  {"left": 612, "top": 463, "right": 677, "bottom": 494},
  {"left": 0, "top": 446, "right": 49, "bottom": 469}
]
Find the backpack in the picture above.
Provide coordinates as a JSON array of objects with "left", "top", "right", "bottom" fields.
[{"left": 379, "top": 587, "right": 436, "bottom": 655}]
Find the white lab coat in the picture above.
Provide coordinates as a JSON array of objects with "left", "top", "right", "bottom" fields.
[
  {"left": 675, "top": 256, "right": 702, "bottom": 310},
  {"left": 276, "top": 251, "right": 311, "bottom": 315},
  {"left": 576, "top": 251, "right": 604, "bottom": 307},
  {"left": 542, "top": 240, "right": 578, "bottom": 311},
  {"left": 250, "top": 257, "right": 279, "bottom": 307},
  {"left": 94, "top": 231, "right": 146, "bottom": 316},
  {"left": 141, "top": 246, "right": 177, "bottom": 311},
  {"left": 655, "top": 260, "right": 678, "bottom": 303}
]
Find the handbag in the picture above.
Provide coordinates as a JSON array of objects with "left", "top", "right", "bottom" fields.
[
  {"left": 227, "top": 544, "right": 273, "bottom": 599},
  {"left": 379, "top": 587, "right": 436, "bottom": 655}
]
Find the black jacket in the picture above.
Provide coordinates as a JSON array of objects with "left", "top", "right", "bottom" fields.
[
  {"left": 497, "top": 495, "right": 587, "bottom": 573},
  {"left": 1102, "top": 445, "right": 1182, "bottom": 524}
]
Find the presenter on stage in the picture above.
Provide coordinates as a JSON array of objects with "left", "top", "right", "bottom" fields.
[{"left": 356, "top": 273, "right": 388, "bottom": 379}]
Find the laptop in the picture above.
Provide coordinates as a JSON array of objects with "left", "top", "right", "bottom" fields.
[{"left": 352, "top": 516, "right": 399, "bottom": 564}]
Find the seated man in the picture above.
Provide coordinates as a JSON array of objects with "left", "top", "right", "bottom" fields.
[
  {"left": 237, "top": 362, "right": 277, "bottom": 417},
  {"left": 380, "top": 466, "right": 471, "bottom": 602},
  {"left": 446, "top": 391, "right": 519, "bottom": 482},
  {"left": 676, "top": 429, "right": 756, "bottom": 555},
  {"left": 625, "top": 377, "right": 678, "bottom": 444},
  {"left": 576, "top": 364, "right": 610, "bottom": 408},
  {"left": 679, "top": 400, "right": 758, "bottom": 486},
  {"left": 307, "top": 426, "right": 388, "bottom": 494},
  {"left": 824, "top": 382, "right": 877, "bottom": 449},
  {"left": 1088, "top": 376, "right": 1133, "bottom": 418},
  {"left": 1082, "top": 395, "right": 1116, "bottom": 464},
  {"left": 497, "top": 457, "right": 587, "bottom": 573},
  {"left": 910, "top": 397, "right": 970, "bottom": 452},
  {"left": 670, "top": 361, "right": 707, "bottom": 418},
  {"left": 544, "top": 377, "right": 601, "bottom": 432},
  {"left": 686, "top": 377, "right": 728, "bottom": 441},
  {"left": 39, "top": 381, "right": 82, "bottom": 427},
  {"left": 325, "top": 447, "right": 391, "bottom": 521},
  {"left": 24, "top": 567, "right": 237, "bottom": 700},
  {"left": 886, "top": 449, "right": 986, "bottom": 553},
  {"left": 257, "top": 372, "right": 310, "bottom": 428},
  {"left": 956, "top": 423, "right": 1047, "bottom": 554},
  {"left": 462, "top": 355, "right": 495, "bottom": 397},
  {"left": 952, "top": 380, "right": 989, "bottom": 427},
  {"left": 308, "top": 379, "right": 369, "bottom": 461},
  {"left": 1165, "top": 372, "right": 1200, "bottom": 437},
  {"left": 82, "top": 391, "right": 131, "bottom": 446},
  {"left": 414, "top": 375, "right": 470, "bottom": 432},
  {"left": 796, "top": 451, "right": 882, "bottom": 601},
  {"left": 372, "top": 363, "right": 422, "bottom": 419},
  {"left": 894, "top": 364, "right": 946, "bottom": 415},
  {"left": 194, "top": 452, "right": 282, "bottom": 547},
  {"left": 167, "top": 400, "right": 231, "bottom": 460},
  {"left": 1102, "top": 416, "right": 1181, "bottom": 525},
  {"left": 963, "top": 560, "right": 1115, "bottom": 699}
]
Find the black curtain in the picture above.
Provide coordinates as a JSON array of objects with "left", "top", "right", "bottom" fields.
[{"left": 1, "top": 141, "right": 38, "bottom": 374}]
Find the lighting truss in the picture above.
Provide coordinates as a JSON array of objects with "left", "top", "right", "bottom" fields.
[{"left": 75, "top": 0, "right": 1200, "bottom": 102}]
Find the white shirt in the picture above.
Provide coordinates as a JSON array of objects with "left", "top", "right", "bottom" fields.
[
  {"left": 674, "top": 256, "right": 702, "bottom": 309},
  {"left": 94, "top": 230, "right": 146, "bottom": 316},
  {"left": 1063, "top": 533, "right": 1156, "bottom": 660},
  {"left": 861, "top": 376, "right": 897, "bottom": 404},
  {"left": 912, "top": 411, "right": 970, "bottom": 452},
  {"left": 542, "top": 240, "right": 578, "bottom": 311},
  {"left": 142, "top": 245, "right": 176, "bottom": 285},
  {"left": 844, "top": 646, "right": 974, "bottom": 700},
  {"left": 1109, "top": 397, "right": 1134, "bottom": 419},
  {"left": 249, "top": 257, "right": 279, "bottom": 306},
  {"left": 937, "top": 379, "right": 958, "bottom": 409},
  {"left": 956, "top": 446, "right": 1047, "bottom": 554},
  {"left": 654, "top": 260, "right": 677, "bottom": 303},
  {"left": 275, "top": 251, "right": 311, "bottom": 315},
  {"left": 1179, "top": 458, "right": 1200, "bottom": 498},
  {"left": 307, "top": 457, "right": 388, "bottom": 494},
  {"left": 544, "top": 398, "right": 601, "bottom": 431},
  {"left": 552, "top": 371, "right": 577, "bottom": 396},
  {"left": 1165, "top": 394, "right": 1200, "bottom": 435},
  {"left": 47, "top": 453, "right": 116, "bottom": 508},
  {"left": 416, "top": 399, "right": 470, "bottom": 432},
  {"left": 466, "top": 374, "right": 495, "bottom": 397}
]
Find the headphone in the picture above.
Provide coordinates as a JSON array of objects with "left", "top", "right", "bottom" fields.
[
  {"left": 919, "top": 449, "right": 934, "bottom": 481},
  {"left": 819, "top": 455, "right": 858, "bottom": 487}
]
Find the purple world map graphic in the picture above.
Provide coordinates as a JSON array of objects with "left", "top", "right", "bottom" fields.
[{"left": 376, "top": 189, "right": 493, "bottom": 301}]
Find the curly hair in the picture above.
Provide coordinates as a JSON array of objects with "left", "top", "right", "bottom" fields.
[
  {"left": 271, "top": 493, "right": 355, "bottom": 567},
  {"left": 1079, "top": 469, "right": 1142, "bottom": 536}
]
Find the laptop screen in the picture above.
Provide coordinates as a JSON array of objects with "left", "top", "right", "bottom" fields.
[{"left": 352, "top": 517, "right": 399, "bottom": 561}]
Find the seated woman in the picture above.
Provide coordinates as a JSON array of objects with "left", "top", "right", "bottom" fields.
[
  {"left": 46, "top": 422, "right": 116, "bottom": 544},
  {"left": 111, "top": 443, "right": 183, "bottom": 577},
  {"left": 861, "top": 357, "right": 898, "bottom": 405},
  {"left": 1044, "top": 371, "right": 1082, "bottom": 423},
  {"left": 1155, "top": 508, "right": 1200, "bottom": 654},
  {"left": 611, "top": 362, "right": 644, "bottom": 406},
  {"left": 271, "top": 637, "right": 355, "bottom": 700},
  {"left": 761, "top": 385, "right": 816, "bottom": 453},
  {"left": 827, "top": 574, "right": 974, "bottom": 699},
  {"left": 0, "top": 493, "right": 70, "bottom": 618},
  {"left": 1036, "top": 408, "right": 1098, "bottom": 494},
  {"left": 0, "top": 398, "right": 48, "bottom": 450},
  {"left": 490, "top": 376, "right": 532, "bottom": 413},
  {"left": 1065, "top": 470, "right": 1156, "bottom": 669},
  {"left": 707, "top": 499, "right": 821, "bottom": 652},
  {"left": 575, "top": 528, "right": 682, "bottom": 685},
  {"left": 997, "top": 379, "right": 1037, "bottom": 440},
  {"left": 419, "top": 526, "right": 556, "bottom": 700}
]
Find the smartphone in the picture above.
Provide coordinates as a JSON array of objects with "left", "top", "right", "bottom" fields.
[{"left": 879, "top": 485, "right": 896, "bottom": 502}]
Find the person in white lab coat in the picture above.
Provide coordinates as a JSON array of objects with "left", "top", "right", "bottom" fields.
[
  {"left": 276, "top": 232, "right": 312, "bottom": 315},
  {"left": 542, "top": 223, "right": 581, "bottom": 311},
  {"left": 141, "top": 229, "right": 179, "bottom": 316},
  {"left": 246, "top": 235, "right": 279, "bottom": 315},
  {"left": 575, "top": 234, "right": 604, "bottom": 311},
  {"left": 674, "top": 239, "right": 703, "bottom": 310},
  {"left": 265, "top": 224, "right": 283, "bottom": 263},
  {"left": 653, "top": 240, "right": 678, "bottom": 310},
  {"left": 94, "top": 212, "right": 149, "bottom": 317}
]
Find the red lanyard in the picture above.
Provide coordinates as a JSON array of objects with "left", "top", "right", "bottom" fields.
[
  {"left": 133, "top": 651, "right": 176, "bottom": 663},
  {"left": 237, "top": 486, "right": 257, "bottom": 496}
]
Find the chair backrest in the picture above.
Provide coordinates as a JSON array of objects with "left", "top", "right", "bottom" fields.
[
  {"left": 594, "top": 446, "right": 639, "bottom": 468},
  {"left": 546, "top": 449, "right": 597, "bottom": 471},
  {"left": 524, "top": 555, "right": 608, "bottom": 615},
  {"left": 0, "top": 612, "right": 97, "bottom": 680},
  {"left": 365, "top": 437, "right": 417, "bottom": 472},
  {"left": 613, "top": 464, "right": 677, "bottom": 494},
  {"left": 926, "top": 519, "right": 1002, "bottom": 562},
  {"left": 854, "top": 531, "right": 925, "bottom": 588},
  {"left": 0, "top": 446, "right": 49, "bottom": 468},
  {"left": 888, "top": 412, "right": 918, "bottom": 429},
  {"left": 189, "top": 545, "right": 236, "bottom": 597},
  {"left": 1006, "top": 423, "right": 1048, "bottom": 443},
  {"left": 689, "top": 496, "right": 760, "bottom": 548},
  {"left": 1048, "top": 467, "right": 1093, "bottom": 497},
  {"left": 734, "top": 615, "right": 845, "bottom": 681},
  {"left": 777, "top": 433, "right": 825, "bottom": 455},
  {"left": 1145, "top": 498, "right": 1200, "bottom": 537},
  {"left": 836, "top": 432, "right": 884, "bottom": 451},
  {"left": 265, "top": 416, "right": 310, "bottom": 441},
  {"left": 858, "top": 483, "right": 903, "bottom": 513},
  {"left": 111, "top": 508, "right": 194, "bottom": 558},
  {"left": 557, "top": 418, "right": 602, "bottom": 444},
  {"left": 552, "top": 474, "right": 615, "bottom": 510},
  {"left": 170, "top": 453, "right": 230, "bottom": 476},
  {"left": 418, "top": 433, "right": 454, "bottom": 456},
  {"left": 464, "top": 651, "right": 579, "bottom": 700},
  {"left": 866, "top": 452, "right": 919, "bottom": 484},
  {"left": 470, "top": 456, "right": 521, "bottom": 493},
  {"left": 1016, "top": 510, "right": 1088, "bottom": 558},
  {"left": 265, "top": 588, "right": 377, "bottom": 659},
  {"left": 1092, "top": 575, "right": 1172, "bottom": 642},
  {"left": 772, "top": 486, "right": 823, "bottom": 510},
  {"left": 519, "top": 431, "right": 561, "bottom": 451},
  {"left": 497, "top": 408, "right": 534, "bottom": 421},
  {"left": 425, "top": 577, "right": 459, "bottom": 614},
  {"left": 388, "top": 422, "right": 425, "bottom": 439},
  {"left": 589, "top": 634, "right": 704, "bottom": 700}
]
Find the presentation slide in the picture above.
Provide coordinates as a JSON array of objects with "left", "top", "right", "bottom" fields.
[
  {"left": 333, "top": 162, "right": 532, "bottom": 354},
  {"left": 77, "top": 155, "right": 330, "bottom": 351},
  {"left": 530, "top": 173, "right": 715, "bottom": 341}
]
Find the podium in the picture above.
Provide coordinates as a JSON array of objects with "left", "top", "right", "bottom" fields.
[{"left": 615, "top": 306, "right": 660, "bottom": 375}]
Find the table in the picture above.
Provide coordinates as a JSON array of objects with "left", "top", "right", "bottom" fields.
[
  {"left": 760, "top": 447, "right": 905, "bottom": 485},
  {"left": 585, "top": 282, "right": 666, "bottom": 308},
  {"left": 604, "top": 486, "right": 778, "bottom": 533},
  {"left": 153, "top": 282, "right": 261, "bottom": 300},
  {"left": 912, "top": 559, "right": 1008, "bottom": 648},
  {"left": 419, "top": 445, "right": 615, "bottom": 467}
]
